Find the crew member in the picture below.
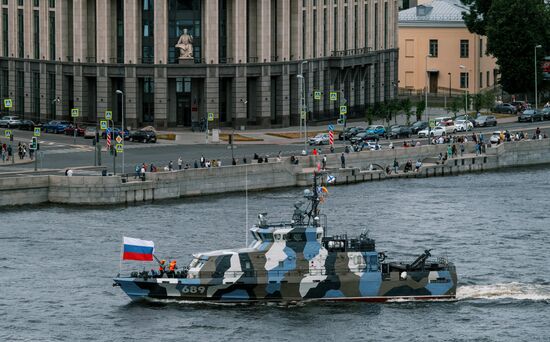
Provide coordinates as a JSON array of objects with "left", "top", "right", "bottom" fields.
[
  {"left": 158, "top": 260, "right": 166, "bottom": 277},
  {"left": 168, "top": 260, "right": 177, "bottom": 277}
]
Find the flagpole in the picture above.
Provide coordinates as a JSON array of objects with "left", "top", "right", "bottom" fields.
[
  {"left": 245, "top": 164, "right": 248, "bottom": 247},
  {"left": 119, "top": 240, "right": 123, "bottom": 276}
]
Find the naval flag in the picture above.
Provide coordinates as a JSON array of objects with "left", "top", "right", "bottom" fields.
[
  {"left": 122, "top": 237, "right": 155, "bottom": 261},
  {"left": 327, "top": 175, "right": 336, "bottom": 184}
]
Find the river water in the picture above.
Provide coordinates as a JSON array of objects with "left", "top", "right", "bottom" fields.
[{"left": 1, "top": 166, "right": 549, "bottom": 341}]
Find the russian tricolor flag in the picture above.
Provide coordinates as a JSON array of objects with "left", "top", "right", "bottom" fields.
[{"left": 122, "top": 237, "right": 154, "bottom": 261}]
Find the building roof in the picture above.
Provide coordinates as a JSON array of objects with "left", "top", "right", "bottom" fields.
[{"left": 399, "top": 0, "right": 470, "bottom": 27}]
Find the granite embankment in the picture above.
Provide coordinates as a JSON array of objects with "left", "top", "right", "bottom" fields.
[{"left": 0, "top": 139, "right": 548, "bottom": 207}]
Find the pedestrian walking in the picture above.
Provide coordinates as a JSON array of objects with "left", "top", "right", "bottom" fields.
[
  {"left": 393, "top": 159, "right": 399, "bottom": 174},
  {"left": 460, "top": 143, "right": 465, "bottom": 157},
  {"left": 178, "top": 157, "right": 183, "bottom": 170},
  {"left": 322, "top": 155, "right": 327, "bottom": 170},
  {"left": 340, "top": 152, "right": 346, "bottom": 168},
  {"left": 168, "top": 160, "right": 173, "bottom": 171}
]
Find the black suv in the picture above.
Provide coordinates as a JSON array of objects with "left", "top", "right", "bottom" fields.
[
  {"left": 129, "top": 130, "right": 157, "bottom": 143},
  {"left": 389, "top": 125, "right": 412, "bottom": 139}
]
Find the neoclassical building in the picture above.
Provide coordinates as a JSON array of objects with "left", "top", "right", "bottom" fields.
[{"left": 0, "top": 0, "right": 398, "bottom": 129}]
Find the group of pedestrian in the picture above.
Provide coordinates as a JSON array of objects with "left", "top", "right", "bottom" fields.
[{"left": 1, "top": 143, "right": 13, "bottom": 162}]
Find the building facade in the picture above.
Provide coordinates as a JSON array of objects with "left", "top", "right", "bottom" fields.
[
  {"left": 398, "top": 0, "right": 497, "bottom": 98},
  {"left": 0, "top": 0, "right": 398, "bottom": 129}
]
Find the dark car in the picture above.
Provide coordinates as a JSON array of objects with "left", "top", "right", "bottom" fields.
[
  {"left": 474, "top": 115, "right": 497, "bottom": 127},
  {"left": 389, "top": 125, "right": 412, "bottom": 139},
  {"left": 102, "top": 128, "right": 130, "bottom": 140},
  {"left": 542, "top": 107, "right": 550, "bottom": 120},
  {"left": 350, "top": 132, "right": 378, "bottom": 144},
  {"left": 518, "top": 109, "right": 543, "bottom": 122},
  {"left": 493, "top": 103, "right": 517, "bottom": 114},
  {"left": 18, "top": 120, "right": 41, "bottom": 131},
  {"left": 339, "top": 126, "right": 355, "bottom": 140},
  {"left": 65, "top": 125, "right": 86, "bottom": 136},
  {"left": 343, "top": 127, "right": 365, "bottom": 140},
  {"left": 43, "top": 120, "right": 70, "bottom": 133},
  {"left": 410, "top": 121, "right": 428, "bottom": 134},
  {"left": 129, "top": 130, "right": 157, "bottom": 143}
]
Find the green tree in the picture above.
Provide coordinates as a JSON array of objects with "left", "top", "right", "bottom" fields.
[
  {"left": 461, "top": 0, "right": 550, "bottom": 94},
  {"left": 365, "top": 106, "right": 375, "bottom": 125},
  {"left": 448, "top": 98, "right": 461, "bottom": 118},
  {"left": 473, "top": 93, "right": 484, "bottom": 113},
  {"left": 415, "top": 100, "right": 425, "bottom": 121},
  {"left": 400, "top": 98, "right": 413, "bottom": 125}
]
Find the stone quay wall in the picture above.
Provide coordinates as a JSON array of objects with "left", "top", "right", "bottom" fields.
[{"left": 0, "top": 139, "right": 548, "bottom": 208}]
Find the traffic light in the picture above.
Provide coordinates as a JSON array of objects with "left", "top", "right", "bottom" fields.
[{"left": 31, "top": 137, "right": 37, "bottom": 150}]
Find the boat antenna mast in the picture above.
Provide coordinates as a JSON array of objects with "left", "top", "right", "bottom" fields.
[{"left": 305, "top": 172, "right": 322, "bottom": 224}]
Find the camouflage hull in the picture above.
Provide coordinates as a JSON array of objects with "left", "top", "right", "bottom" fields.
[{"left": 114, "top": 268, "right": 457, "bottom": 302}]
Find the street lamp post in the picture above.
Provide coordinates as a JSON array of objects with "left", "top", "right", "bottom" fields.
[
  {"left": 116, "top": 90, "right": 125, "bottom": 174},
  {"left": 448, "top": 72, "right": 452, "bottom": 98},
  {"left": 535, "top": 45, "right": 542, "bottom": 110},
  {"left": 459, "top": 65, "right": 468, "bottom": 115},
  {"left": 298, "top": 60, "right": 308, "bottom": 152}
]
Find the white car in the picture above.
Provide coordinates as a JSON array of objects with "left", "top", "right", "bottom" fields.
[
  {"left": 308, "top": 133, "right": 329, "bottom": 145},
  {"left": 438, "top": 120, "right": 457, "bottom": 134},
  {"left": 455, "top": 119, "right": 473, "bottom": 132},
  {"left": 418, "top": 126, "right": 446, "bottom": 138},
  {"left": 364, "top": 141, "right": 382, "bottom": 151},
  {"left": 0, "top": 115, "right": 22, "bottom": 128},
  {"left": 490, "top": 131, "right": 502, "bottom": 144}
]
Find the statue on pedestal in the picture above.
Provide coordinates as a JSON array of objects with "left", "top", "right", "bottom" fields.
[{"left": 176, "top": 28, "right": 193, "bottom": 59}]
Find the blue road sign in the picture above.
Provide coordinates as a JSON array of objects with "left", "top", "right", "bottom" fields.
[{"left": 328, "top": 124, "right": 334, "bottom": 131}]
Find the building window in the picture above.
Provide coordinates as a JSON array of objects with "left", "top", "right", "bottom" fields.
[
  {"left": 479, "top": 72, "right": 483, "bottom": 88},
  {"left": 479, "top": 38, "right": 483, "bottom": 57},
  {"left": 460, "top": 40, "right": 469, "bottom": 58},
  {"left": 313, "top": 9, "right": 317, "bottom": 57},
  {"left": 460, "top": 72, "right": 469, "bottom": 89},
  {"left": 302, "top": 10, "right": 306, "bottom": 58},
  {"left": 2, "top": 9, "right": 7, "bottom": 57},
  {"left": 48, "top": 73, "right": 56, "bottom": 120},
  {"left": 49, "top": 0, "right": 55, "bottom": 8},
  {"left": 487, "top": 71, "right": 490, "bottom": 87},
  {"left": 18, "top": 0, "right": 23, "bottom": 6},
  {"left": 49, "top": 12, "right": 55, "bottom": 60},
  {"left": 16, "top": 71, "right": 24, "bottom": 116},
  {"left": 344, "top": 6, "right": 348, "bottom": 51},
  {"left": 374, "top": 3, "right": 378, "bottom": 49},
  {"left": 364, "top": 4, "right": 368, "bottom": 49},
  {"left": 116, "top": 0, "right": 124, "bottom": 63},
  {"left": 32, "top": 73, "right": 40, "bottom": 118},
  {"left": 333, "top": 7, "right": 338, "bottom": 52},
  {"left": 0, "top": 69, "right": 7, "bottom": 98},
  {"left": 429, "top": 39, "right": 438, "bottom": 57},
  {"left": 33, "top": 10, "right": 39, "bottom": 59},
  {"left": 33, "top": 0, "right": 40, "bottom": 7},
  {"left": 354, "top": 4, "right": 357, "bottom": 50},
  {"left": 17, "top": 9, "right": 23, "bottom": 58},
  {"left": 142, "top": 0, "right": 154, "bottom": 64},
  {"left": 142, "top": 77, "right": 155, "bottom": 123},
  {"left": 384, "top": 2, "right": 388, "bottom": 49},
  {"left": 323, "top": 8, "right": 327, "bottom": 55},
  {"left": 219, "top": 0, "right": 227, "bottom": 61}
]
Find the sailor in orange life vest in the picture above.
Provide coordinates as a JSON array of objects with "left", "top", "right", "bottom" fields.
[
  {"left": 158, "top": 260, "right": 166, "bottom": 276},
  {"left": 168, "top": 260, "right": 177, "bottom": 277}
]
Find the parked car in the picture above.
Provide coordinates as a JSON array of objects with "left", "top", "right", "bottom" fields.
[
  {"left": 410, "top": 121, "right": 428, "bottom": 134},
  {"left": 42, "top": 120, "right": 70, "bottom": 133},
  {"left": 389, "top": 125, "right": 412, "bottom": 139},
  {"left": 419, "top": 126, "right": 446, "bottom": 138},
  {"left": 455, "top": 114, "right": 477, "bottom": 126},
  {"left": 342, "top": 127, "right": 364, "bottom": 140},
  {"left": 518, "top": 109, "right": 543, "bottom": 122},
  {"left": 363, "top": 141, "right": 382, "bottom": 151},
  {"left": 542, "top": 107, "right": 550, "bottom": 120},
  {"left": 454, "top": 119, "right": 473, "bottom": 132},
  {"left": 474, "top": 115, "right": 497, "bottom": 127},
  {"left": 366, "top": 125, "right": 386, "bottom": 137},
  {"left": 0, "top": 115, "right": 22, "bottom": 128},
  {"left": 493, "top": 103, "right": 517, "bottom": 114},
  {"left": 339, "top": 127, "right": 355, "bottom": 140},
  {"left": 433, "top": 116, "right": 452, "bottom": 126},
  {"left": 490, "top": 131, "right": 502, "bottom": 144},
  {"left": 84, "top": 126, "right": 97, "bottom": 139},
  {"left": 18, "top": 119, "right": 41, "bottom": 131},
  {"left": 65, "top": 125, "right": 86, "bottom": 136},
  {"left": 102, "top": 128, "right": 130, "bottom": 140},
  {"left": 129, "top": 129, "right": 157, "bottom": 143},
  {"left": 350, "top": 132, "right": 379, "bottom": 144},
  {"left": 437, "top": 120, "right": 457, "bottom": 134},
  {"left": 309, "top": 133, "right": 329, "bottom": 145}
]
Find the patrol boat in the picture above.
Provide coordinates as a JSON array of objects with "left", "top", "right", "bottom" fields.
[{"left": 113, "top": 174, "right": 457, "bottom": 302}]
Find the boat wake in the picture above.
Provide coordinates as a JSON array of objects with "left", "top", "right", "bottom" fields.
[{"left": 457, "top": 282, "right": 550, "bottom": 302}]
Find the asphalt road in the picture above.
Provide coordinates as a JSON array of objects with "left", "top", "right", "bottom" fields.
[{"left": 1, "top": 120, "right": 549, "bottom": 174}]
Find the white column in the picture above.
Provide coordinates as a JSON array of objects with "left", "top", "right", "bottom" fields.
[
  {"left": 277, "top": 0, "right": 290, "bottom": 61},
  {"left": 230, "top": 0, "right": 247, "bottom": 63},
  {"left": 203, "top": 0, "right": 219, "bottom": 64},
  {"left": 96, "top": 0, "right": 113, "bottom": 63},
  {"left": 124, "top": 0, "right": 140, "bottom": 63},
  {"left": 257, "top": 0, "right": 271, "bottom": 62},
  {"left": 154, "top": 0, "right": 167, "bottom": 64}
]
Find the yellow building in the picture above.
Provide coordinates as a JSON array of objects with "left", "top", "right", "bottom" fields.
[{"left": 398, "top": 0, "right": 498, "bottom": 97}]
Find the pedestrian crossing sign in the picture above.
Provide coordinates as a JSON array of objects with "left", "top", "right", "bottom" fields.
[
  {"left": 105, "top": 111, "right": 112, "bottom": 120},
  {"left": 429, "top": 119, "right": 436, "bottom": 128},
  {"left": 34, "top": 127, "right": 41, "bottom": 137},
  {"left": 329, "top": 92, "right": 337, "bottom": 101},
  {"left": 339, "top": 105, "right": 347, "bottom": 115},
  {"left": 71, "top": 108, "right": 79, "bottom": 117},
  {"left": 100, "top": 120, "right": 108, "bottom": 130},
  {"left": 3, "top": 98, "right": 12, "bottom": 108},
  {"left": 4, "top": 129, "right": 11, "bottom": 137},
  {"left": 314, "top": 91, "right": 322, "bottom": 100},
  {"left": 115, "top": 143, "right": 124, "bottom": 153},
  {"left": 207, "top": 112, "right": 214, "bottom": 122},
  {"left": 300, "top": 111, "right": 306, "bottom": 120}
]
